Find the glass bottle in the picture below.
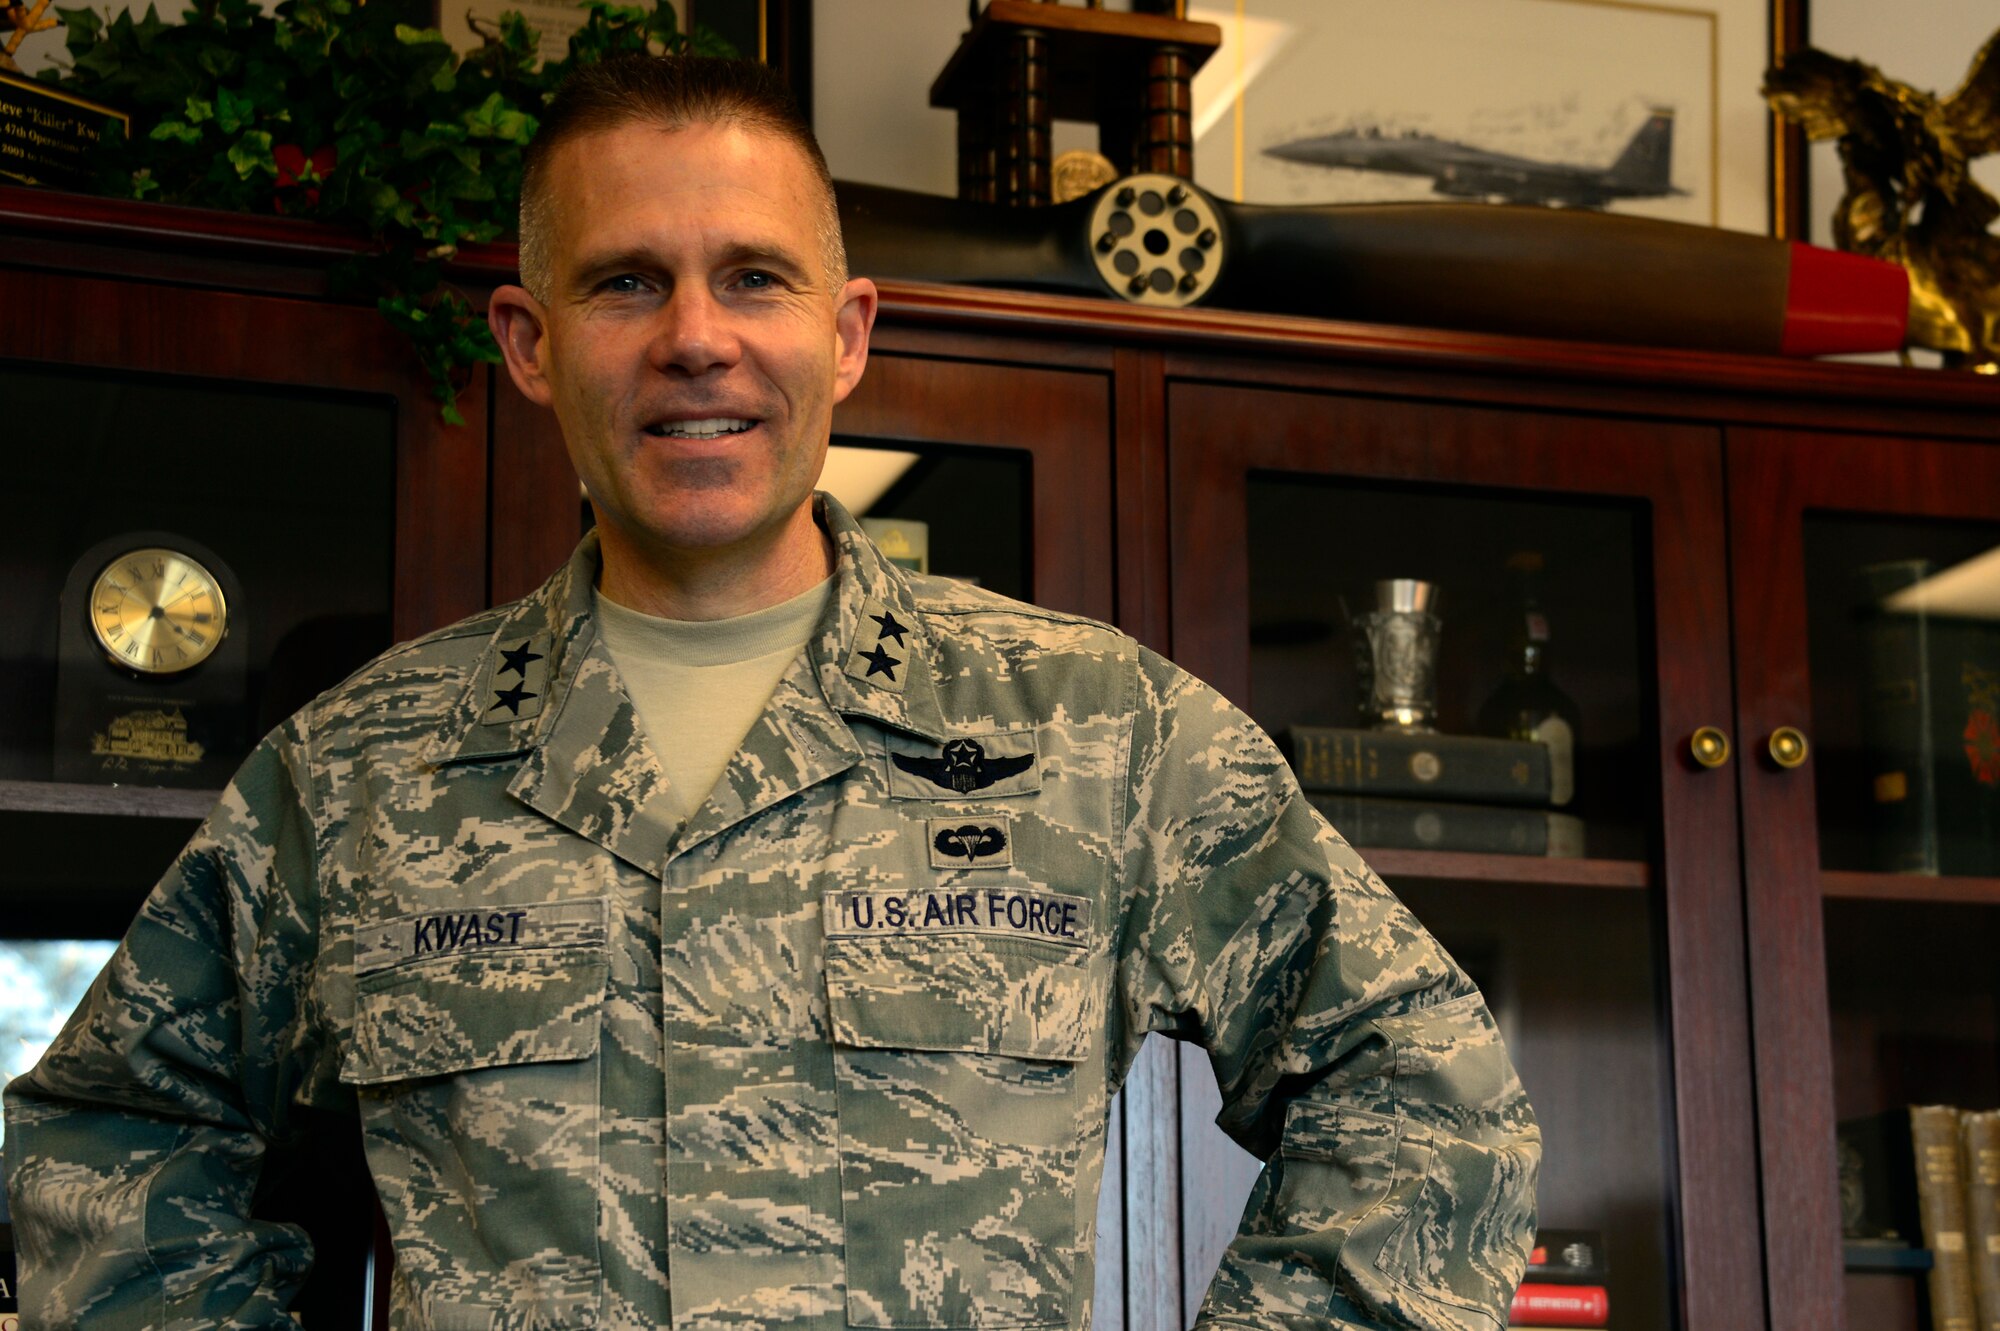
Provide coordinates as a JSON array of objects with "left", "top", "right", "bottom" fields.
[{"left": 1478, "top": 551, "right": 1583, "bottom": 806}]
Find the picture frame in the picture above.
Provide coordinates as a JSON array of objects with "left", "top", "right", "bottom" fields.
[
  {"left": 686, "top": 0, "right": 813, "bottom": 120},
  {"left": 1771, "top": 0, "right": 1808, "bottom": 239},
  {"left": 438, "top": 0, "right": 808, "bottom": 108},
  {"left": 1188, "top": 0, "right": 1783, "bottom": 236}
]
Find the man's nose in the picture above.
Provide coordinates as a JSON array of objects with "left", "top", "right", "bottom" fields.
[{"left": 647, "top": 287, "right": 741, "bottom": 376}]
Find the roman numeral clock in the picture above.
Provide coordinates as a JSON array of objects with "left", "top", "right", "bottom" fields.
[{"left": 55, "top": 532, "right": 249, "bottom": 788}]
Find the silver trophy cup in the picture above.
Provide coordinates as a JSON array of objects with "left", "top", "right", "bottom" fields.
[{"left": 1356, "top": 579, "right": 1442, "bottom": 732}]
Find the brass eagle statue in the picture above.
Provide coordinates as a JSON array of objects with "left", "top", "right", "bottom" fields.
[{"left": 1765, "top": 29, "right": 2000, "bottom": 369}]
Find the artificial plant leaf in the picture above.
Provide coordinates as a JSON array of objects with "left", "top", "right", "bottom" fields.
[
  {"left": 130, "top": 4, "right": 168, "bottom": 52},
  {"left": 215, "top": 84, "right": 256, "bottom": 132},
  {"left": 227, "top": 128, "right": 275, "bottom": 177},
  {"left": 58, "top": 6, "right": 102, "bottom": 50}
]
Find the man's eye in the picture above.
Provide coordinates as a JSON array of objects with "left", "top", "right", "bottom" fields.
[
  {"left": 739, "top": 271, "right": 775, "bottom": 290},
  {"left": 602, "top": 274, "right": 645, "bottom": 294}
]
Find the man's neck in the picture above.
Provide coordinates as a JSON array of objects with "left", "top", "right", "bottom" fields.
[{"left": 595, "top": 505, "right": 836, "bottom": 621}]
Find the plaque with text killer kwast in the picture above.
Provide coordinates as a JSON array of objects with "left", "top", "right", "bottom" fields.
[{"left": 0, "top": 72, "right": 127, "bottom": 190}]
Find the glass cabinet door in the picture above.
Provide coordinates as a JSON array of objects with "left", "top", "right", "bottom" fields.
[
  {"left": 830, "top": 343, "right": 1117, "bottom": 622},
  {"left": 1730, "top": 427, "right": 2000, "bottom": 1331},
  {"left": 1164, "top": 375, "right": 1764, "bottom": 1331}
]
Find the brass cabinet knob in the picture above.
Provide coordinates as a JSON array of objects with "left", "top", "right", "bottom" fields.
[
  {"left": 1690, "top": 726, "right": 1731, "bottom": 769},
  {"left": 1767, "top": 727, "right": 1810, "bottom": 769}
]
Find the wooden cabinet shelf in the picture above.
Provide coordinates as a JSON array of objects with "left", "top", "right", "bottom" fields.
[
  {"left": 1360, "top": 847, "right": 1650, "bottom": 889},
  {"left": 0, "top": 779, "right": 217, "bottom": 820},
  {"left": 1841, "top": 1243, "right": 1932, "bottom": 1274},
  {"left": 1821, "top": 869, "right": 2000, "bottom": 905}
]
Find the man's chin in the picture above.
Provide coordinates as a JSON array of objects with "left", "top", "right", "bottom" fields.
[
  {"left": 623, "top": 494, "right": 818, "bottom": 558},
  {"left": 660, "top": 454, "right": 742, "bottom": 491}
]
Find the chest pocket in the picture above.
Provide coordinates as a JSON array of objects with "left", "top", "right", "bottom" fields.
[
  {"left": 826, "top": 931, "right": 1096, "bottom": 1329},
  {"left": 341, "top": 899, "right": 609, "bottom": 1330}
]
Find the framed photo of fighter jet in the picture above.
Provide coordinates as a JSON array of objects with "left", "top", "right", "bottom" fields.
[{"left": 1188, "top": 0, "right": 1777, "bottom": 236}]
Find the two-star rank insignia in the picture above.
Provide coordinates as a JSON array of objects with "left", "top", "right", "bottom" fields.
[
  {"left": 481, "top": 633, "right": 551, "bottom": 726},
  {"left": 892, "top": 736, "right": 1038, "bottom": 795},
  {"left": 844, "top": 595, "right": 915, "bottom": 695}
]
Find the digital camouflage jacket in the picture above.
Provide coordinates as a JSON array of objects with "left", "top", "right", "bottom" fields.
[{"left": 5, "top": 495, "right": 1539, "bottom": 1331}]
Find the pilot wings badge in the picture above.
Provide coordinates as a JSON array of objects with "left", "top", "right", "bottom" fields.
[{"left": 890, "top": 735, "right": 1038, "bottom": 797}]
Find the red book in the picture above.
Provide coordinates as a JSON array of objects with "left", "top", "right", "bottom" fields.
[{"left": 1510, "top": 1282, "right": 1608, "bottom": 1327}]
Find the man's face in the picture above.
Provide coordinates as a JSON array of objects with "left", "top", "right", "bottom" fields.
[{"left": 493, "top": 120, "right": 874, "bottom": 570}]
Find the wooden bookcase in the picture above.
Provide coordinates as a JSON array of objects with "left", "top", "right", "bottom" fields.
[{"left": 6, "top": 183, "right": 2000, "bottom": 1331}]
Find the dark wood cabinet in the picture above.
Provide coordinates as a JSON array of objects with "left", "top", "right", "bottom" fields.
[
  {"left": 1728, "top": 428, "right": 2000, "bottom": 1331},
  {"left": 7, "top": 184, "right": 2000, "bottom": 1331},
  {"left": 1163, "top": 379, "right": 1757, "bottom": 1331}
]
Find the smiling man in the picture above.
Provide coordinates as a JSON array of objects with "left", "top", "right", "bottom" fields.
[
  {"left": 6, "top": 55, "right": 1538, "bottom": 1331},
  {"left": 492, "top": 97, "right": 873, "bottom": 618}
]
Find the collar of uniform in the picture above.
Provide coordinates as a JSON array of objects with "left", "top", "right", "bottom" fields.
[
  {"left": 423, "top": 532, "right": 602, "bottom": 767},
  {"left": 809, "top": 492, "right": 950, "bottom": 744},
  {"left": 424, "top": 496, "right": 950, "bottom": 766}
]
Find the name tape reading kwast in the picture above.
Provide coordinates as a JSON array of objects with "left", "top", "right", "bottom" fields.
[{"left": 355, "top": 899, "right": 607, "bottom": 975}]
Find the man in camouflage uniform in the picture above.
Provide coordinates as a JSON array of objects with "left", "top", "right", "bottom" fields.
[{"left": 4, "top": 55, "right": 1538, "bottom": 1331}]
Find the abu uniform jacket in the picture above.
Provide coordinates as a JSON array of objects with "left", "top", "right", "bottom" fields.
[{"left": 6, "top": 495, "right": 1539, "bottom": 1331}]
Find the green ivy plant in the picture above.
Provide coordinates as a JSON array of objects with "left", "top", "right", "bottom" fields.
[{"left": 39, "top": 0, "right": 733, "bottom": 423}]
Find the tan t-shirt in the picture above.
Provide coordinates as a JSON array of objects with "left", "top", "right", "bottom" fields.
[{"left": 593, "top": 577, "right": 833, "bottom": 821}]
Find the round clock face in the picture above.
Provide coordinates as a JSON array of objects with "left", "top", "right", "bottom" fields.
[{"left": 89, "top": 547, "right": 229, "bottom": 675}]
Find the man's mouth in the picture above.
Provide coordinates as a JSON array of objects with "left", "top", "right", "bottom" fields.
[{"left": 644, "top": 417, "right": 757, "bottom": 440}]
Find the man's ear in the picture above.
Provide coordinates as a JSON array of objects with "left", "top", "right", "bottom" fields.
[
  {"left": 489, "top": 285, "right": 556, "bottom": 408},
  {"left": 830, "top": 277, "right": 878, "bottom": 406}
]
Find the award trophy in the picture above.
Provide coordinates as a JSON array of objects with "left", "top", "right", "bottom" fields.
[{"left": 1355, "top": 578, "right": 1442, "bottom": 732}]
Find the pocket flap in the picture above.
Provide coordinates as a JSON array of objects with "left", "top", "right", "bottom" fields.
[
  {"left": 824, "top": 933, "right": 1095, "bottom": 1063},
  {"left": 343, "top": 900, "right": 610, "bottom": 1086}
]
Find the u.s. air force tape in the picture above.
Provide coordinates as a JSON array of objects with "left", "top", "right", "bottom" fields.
[{"left": 824, "top": 887, "right": 1092, "bottom": 949}]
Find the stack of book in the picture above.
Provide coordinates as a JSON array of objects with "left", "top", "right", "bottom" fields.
[
  {"left": 1511, "top": 1227, "right": 1609, "bottom": 1328},
  {"left": 1840, "top": 1104, "right": 2000, "bottom": 1331},
  {"left": 1283, "top": 725, "right": 1584, "bottom": 858}
]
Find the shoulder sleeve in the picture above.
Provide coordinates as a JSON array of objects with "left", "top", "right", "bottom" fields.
[
  {"left": 3, "top": 719, "right": 334, "bottom": 1330},
  {"left": 1113, "top": 647, "right": 1540, "bottom": 1331}
]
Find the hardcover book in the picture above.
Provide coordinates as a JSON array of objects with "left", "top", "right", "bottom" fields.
[
  {"left": 1508, "top": 1281, "right": 1608, "bottom": 1327},
  {"left": 1965, "top": 1110, "right": 2000, "bottom": 1331},
  {"left": 1306, "top": 793, "right": 1584, "bottom": 858},
  {"left": 1282, "top": 726, "right": 1552, "bottom": 807},
  {"left": 1911, "top": 1104, "right": 1979, "bottom": 1331}
]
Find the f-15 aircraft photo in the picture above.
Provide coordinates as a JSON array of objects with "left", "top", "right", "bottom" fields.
[{"left": 1263, "top": 108, "right": 1684, "bottom": 209}]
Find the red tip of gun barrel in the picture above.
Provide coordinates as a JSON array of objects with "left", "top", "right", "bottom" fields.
[{"left": 1780, "top": 241, "right": 1910, "bottom": 356}]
